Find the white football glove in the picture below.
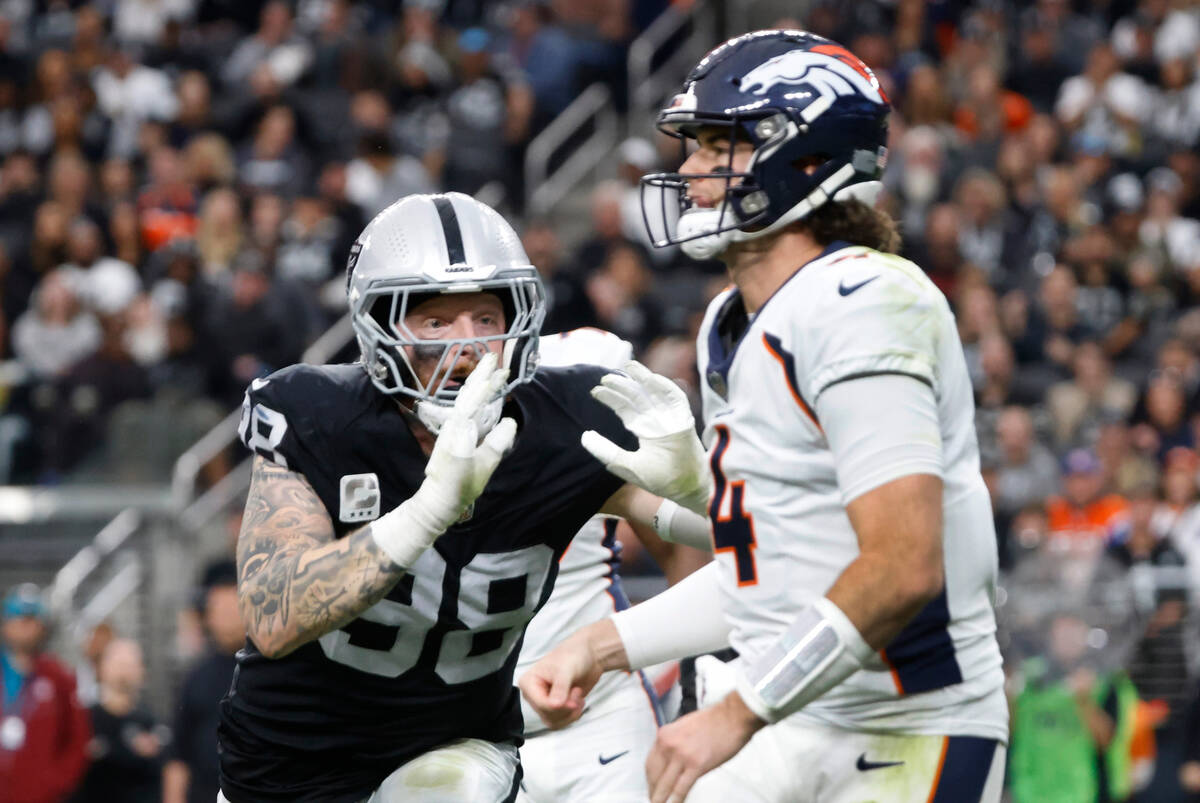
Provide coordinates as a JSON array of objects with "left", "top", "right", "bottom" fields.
[
  {"left": 372, "top": 352, "right": 517, "bottom": 567},
  {"left": 581, "top": 361, "right": 711, "bottom": 515}
]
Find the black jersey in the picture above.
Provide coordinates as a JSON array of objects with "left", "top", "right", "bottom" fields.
[{"left": 217, "top": 362, "right": 632, "bottom": 803}]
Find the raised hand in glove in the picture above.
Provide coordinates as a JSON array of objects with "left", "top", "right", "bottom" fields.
[
  {"left": 581, "top": 361, "right": 710, "bottom": 515},
  {"left": 372, "top": 352, "right": 517, "bottom": 567}
]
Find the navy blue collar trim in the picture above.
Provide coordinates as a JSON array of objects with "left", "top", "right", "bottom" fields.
[{"left": 704, "top": 240, "right": 852, "bottom": 395}]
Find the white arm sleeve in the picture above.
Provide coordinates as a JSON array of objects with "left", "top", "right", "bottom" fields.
[
  {"left": 652, "top": 498, "right": 713, "bottom": 551},
  {"left": 815, "top": 372, "right": 944, "bottom": 505},
  {"left": 611, "top": 562, "right": 731, "bottom": 669}
]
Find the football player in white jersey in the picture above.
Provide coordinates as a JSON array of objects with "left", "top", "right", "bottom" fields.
[
  {"left": 519, "top": 30, "right": 1008, "bottom": 803},
  {"left": 516, "top": 328, "right": 711, "bottom": 803}
]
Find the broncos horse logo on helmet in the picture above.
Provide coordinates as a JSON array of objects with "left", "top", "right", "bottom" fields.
[
  {"left": 640, "top": 30, "right": 891, "bottom": 260},
  {"left": 739, "top": 46, "right": 888, "bottom": 103}
]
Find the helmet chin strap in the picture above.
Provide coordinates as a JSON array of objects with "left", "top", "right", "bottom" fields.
[
  {"left": 676, "top": 175, "right": 884, "bottom": 260},
  {"left": 416, "top": 395, "right": 505, "bottom": 439}
]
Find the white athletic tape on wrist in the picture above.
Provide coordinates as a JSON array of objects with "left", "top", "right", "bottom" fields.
[
  {"left": 736, "top": 597, "right": 873, "bottom": 723},
  {"left": 370, "top": 492, "right": 452, "bottom": 568},
  {"left": 652, "top": 498, "right": 713, "bottom": 550}
]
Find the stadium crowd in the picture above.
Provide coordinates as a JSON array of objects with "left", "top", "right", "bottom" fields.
[{"left": 1, "top": 0, "right": 1200, "bottom": 800}]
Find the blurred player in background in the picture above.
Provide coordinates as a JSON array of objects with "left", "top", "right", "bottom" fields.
[
  {"left": 218, "top": 193, "right": 673, "bottom": 803},
  {"left": 516, "top": 328, "right": 711, "bottom": 803},
  {"left": 0, "top": 583, "right": 91, "bottom": 803},
  {"left": 522, "top": 30, "right": 1008, "bottom": 803}
]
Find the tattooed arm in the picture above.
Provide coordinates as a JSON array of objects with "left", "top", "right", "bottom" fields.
[{"left": 236, "top": 456, "right": 407, "bottom": 659}]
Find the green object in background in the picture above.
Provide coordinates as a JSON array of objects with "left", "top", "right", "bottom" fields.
[{"left": 1009, "top": 660, "right": 1137, "bottom": 803}]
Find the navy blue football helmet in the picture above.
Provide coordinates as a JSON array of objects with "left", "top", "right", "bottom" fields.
[{"left": 642, "top": 30, "right": 891, "bottom": 259}]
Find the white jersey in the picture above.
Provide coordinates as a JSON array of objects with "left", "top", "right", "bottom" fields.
[
  {"left": 696, "top": 245, "right": 1007, "bottom": 742},
  {"left": 518, "top": 329, "right": 658, "bottom": 734}
]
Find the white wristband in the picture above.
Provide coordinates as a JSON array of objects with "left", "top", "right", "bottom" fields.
[
  {"left": 652, "top": 498, "right": 714, "bottom": 551},
  {"left": 736, "top": 597, "right": 873, "bottom": 724}
]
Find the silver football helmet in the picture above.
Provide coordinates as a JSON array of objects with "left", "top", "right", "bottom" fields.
[{"left": 346, "top": 192, "right": 546, "bottom": 432}]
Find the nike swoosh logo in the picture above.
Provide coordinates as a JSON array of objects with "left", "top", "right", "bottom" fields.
[
  {"left": 598, "top": 751, "right": 629, "bottom": 765},
  {"left": 838, "top": 275, "right": 880, "bottom": 296},
  {"left": 856, "top": 753, "right": 905, "bottom": 772}
]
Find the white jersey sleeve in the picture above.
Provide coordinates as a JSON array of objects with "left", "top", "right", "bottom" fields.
[{"left": 797, "top": 252, "right": 942, "bottom": 404}]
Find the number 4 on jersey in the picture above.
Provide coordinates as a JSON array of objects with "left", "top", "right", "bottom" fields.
[{"left": 709, "top": 425, "right": 758, "bottom": 586}]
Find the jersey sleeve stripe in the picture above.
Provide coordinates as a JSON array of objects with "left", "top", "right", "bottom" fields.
[
  {"left": 879, "top": 650, "right": 903, "bottom": 695},
  {"left": 761, "top": 332, "right": 820, "bottom": 429},
  {"left": 879, "top": 589, "right": 964, "bottom": 696}
]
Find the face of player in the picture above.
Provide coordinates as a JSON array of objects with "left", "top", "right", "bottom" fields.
[
  {"left": 402, "top": 292, "right": 507, "bottom": 394},
  {"left": 679, "top": 127, "right": 755, "bottom": 210}
]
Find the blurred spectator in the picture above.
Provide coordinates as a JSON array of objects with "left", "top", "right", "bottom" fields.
[
  {"left": 576, "top": 180, "right": 651, "bottom": 276},
  {"left": 92, "top": 48, "right": 177, "bottom": 159},
  {"left": 62, "top": 218, "right": 140, "bottom": 317},
  {"left": 1007, "top": 16, "right": 1075, "bottom": 114},
  {"left": 1156, "top": 447, "right": 1199, "bottom": 537},
  {"left": 585, "top": 242, "right": 663, "bottom": 353},
  {"left": 344, "top": 130, "right": 434, "bottom": 220},
  {"left": 952, "top": 168, "right": 1019, "bottom": 286},
  {"left": 72, "top": 639, "right": 168, "bottom": 803},
  {"left": 221, "top": 1, "right": 313, "bottom": 96},
  {"left": 1131, "top": 369, "right": 1196, "bottom": 461},
  {"left": 113, "top": 0, "right": 194, "bottom": 49},
  {"left": 1056, "top": 41, "right": 1149, "bottom": 160},
  {"left": 201, "top": 252, "right": 304, "bottom": 404},
  {"left": 195, "top": 187, "right": 244, "bottom": 277},
  {"left": 522, "top": 219, "right": 595, "bottom": 335},
  {"left": 1046, "top": 448, "right": 1130, "bottom": 545},
  {"left": 1011, "top": 265, "right": 1094, "bottom": 382},
  {"left": 439, "top": 27, "right": 532, "bottom": 199},
  {"left": 1150, "top": 50, "right": 1200, "bottom": 152},
  {"left": 500, "top": 0, "right": 578, "bottom": 131},
  {"left": 1097, "top": 417, "right": 1160, "bottom": 499},
  {"left": 171, "top": 72, "right": 215, "bottom": 147},
  {"left": 1140, "top": 167, "right": 1200, "bottom": 274},
  {"left": 183, "top": 133, "right": 236, "bottom": 194},
  {"left": 275, "top": 196, "right": 342, "bottom": 297},
  {"left": 163, "top": 561, "right": 241, "bottom": 803},
  {"left": 72, "top": 623, "right": 113, "bottom": 709},
  {"left": 1046, "top": 341, "right": 1137, "bottom": 449},
  {"left": 1009, "top": 611, "right": 1139, "bottom": 803},
  {"left": 1102, "top": 486, "right": 1190, "bottom": 718},
  {"left": 11, "top": 270, "right": 101, "bottom": 380},
  {"left": 614, "top": 137, "right": 676, "bottom": 266},
  {"left": 1108, "top": 251, "right": 1176, "bottom": 364},
  {"left": 238, "top": 104, "right": 310, "bottom": 197},
  {"left": 890, "top": 125, "right": 950, "bottom": 242},
  {"left": 137, "top": 146, "right": 198, "bottom": 252},
  {"left": 0, "top": 583, "right": 91, "bottom": 803},
  {"left": 993, "top": 405, "right": 1061, "bottom": 526},
  {"left": 34, "top": 307, "right": 154, "bottom": 474},
  {"left": 953, "top": 63, "right": 1033, "bottom": 153}
]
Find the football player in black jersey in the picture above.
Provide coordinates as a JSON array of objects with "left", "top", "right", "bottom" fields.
[{"left": 216, "top": 193, "right": 711, "bottom": 803}]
